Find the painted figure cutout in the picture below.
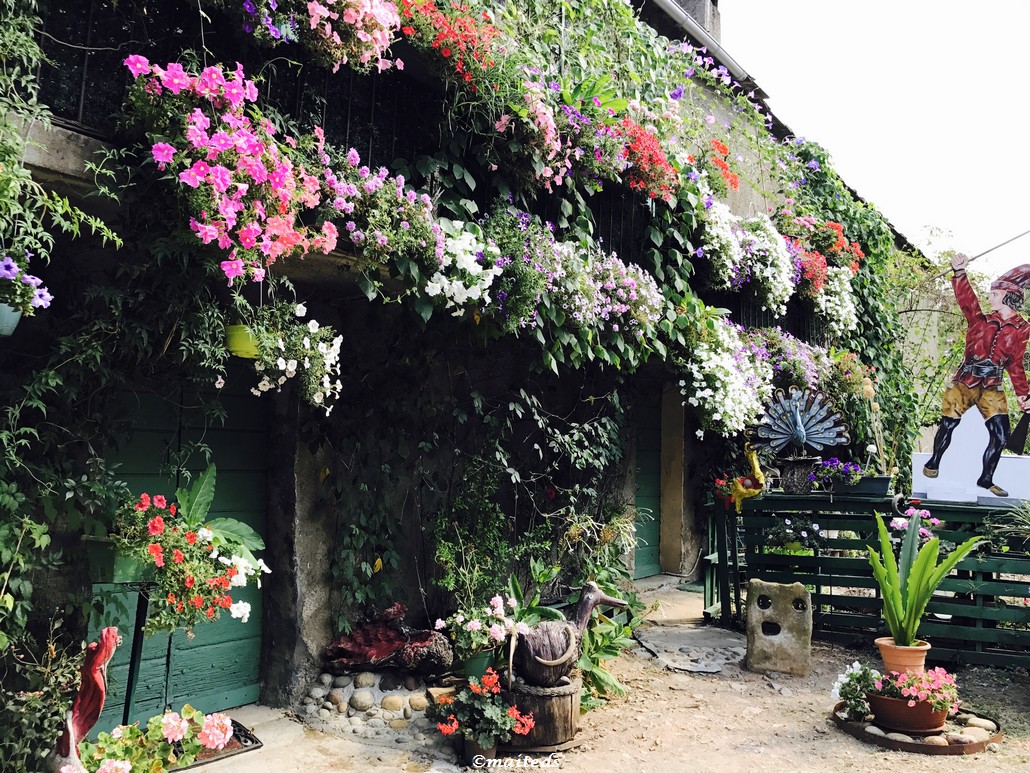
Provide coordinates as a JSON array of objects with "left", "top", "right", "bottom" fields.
[{"left": 922, "top": 253, "right": 1030, "bottom": 496}]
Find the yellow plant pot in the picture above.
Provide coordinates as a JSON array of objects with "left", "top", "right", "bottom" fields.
[{"left": 225, "top": 325, "right": 259, "bottom": 359}]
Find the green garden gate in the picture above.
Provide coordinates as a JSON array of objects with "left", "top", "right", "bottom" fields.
[{"left": 704, "top": 493, "right": 1030, "bottom": 668}]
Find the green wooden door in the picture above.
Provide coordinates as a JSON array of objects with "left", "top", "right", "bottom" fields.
[
  {"left": 633, "top": 394, "right": 661, "bottom": 579},
  {"left": 93, "top": 371, "right": 267, "bottom": 730}
]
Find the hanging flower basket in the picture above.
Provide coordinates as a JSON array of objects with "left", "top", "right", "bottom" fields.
[
  {"left": 82, "top": 535, "right": 155, "bottom": 584},
  {"left": 225, "top": 324, "right": 259, "bottom": 359},
  {"left": 0, "top": 303, "right": 22, "bottom": 336}
]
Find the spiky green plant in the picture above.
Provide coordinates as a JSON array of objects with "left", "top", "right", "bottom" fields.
[{"left": 867, "top": 511, "right": 982, "bottom": 646}]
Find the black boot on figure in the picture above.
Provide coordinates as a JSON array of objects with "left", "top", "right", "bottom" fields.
[
  {"left": 922, "top": 416, "right": 961, "bottom": 478},
  {"left": 977, "top": 414, "right": 1011, "bottom": 497}
]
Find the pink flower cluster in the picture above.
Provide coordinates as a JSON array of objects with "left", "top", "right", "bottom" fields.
[
  {"left": 873, "top": 667, "right": 959, "bottom": 712},
  {"left": 198, "top": 711, "right": 235, "bottom": 750},
  {"left": 521, "top": 80, "right": 573, "bottom": 192},
  {"left": 124, "top": 56, "right": 438, "bottom": 286},
  {"left": 306, "top": 0, "right": 403, "bottom": 72}
]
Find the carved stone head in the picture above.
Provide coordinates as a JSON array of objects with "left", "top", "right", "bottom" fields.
[{"left": 744, "top": 578, "right": 812, "bottom": 676}]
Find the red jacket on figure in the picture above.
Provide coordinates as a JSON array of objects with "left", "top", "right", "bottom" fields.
[{"left": 952, "top": 270, "right": 1030, "bottom": 399}]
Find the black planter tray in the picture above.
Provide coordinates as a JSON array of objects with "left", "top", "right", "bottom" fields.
[
  {"left": 831, "top": 702, "right": 1002, "bottom": 755},
  {"left": 178, "top": 719, "right": 263, "bottom": 769}
]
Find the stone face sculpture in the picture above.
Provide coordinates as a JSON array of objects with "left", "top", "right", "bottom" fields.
[
  {"left": 744, "top": 578, "right": 812, "bottom": 677},
  {"left": 46, "top": 626, "right": 121, "bottom": 773},
  {"left": 511, "top": 581, "right": 627, "bottom": 687}
]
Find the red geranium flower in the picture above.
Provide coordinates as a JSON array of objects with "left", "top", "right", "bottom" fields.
[{"left": 148, "top": 516, "right": 165, "bottom": 536}]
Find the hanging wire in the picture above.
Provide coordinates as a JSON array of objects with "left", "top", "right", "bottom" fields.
[{"left": 196, "top": 0, "right": 209, "bottom": 69}]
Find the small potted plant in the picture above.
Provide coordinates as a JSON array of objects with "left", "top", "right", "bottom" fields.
[
  {"left": 429, "top": 667, "right": 535, "bottom": 764},
  {"left": 831, "top": 661, "right": 960, "bottom": 734},
  {"left": 105, "top": 464, "right": 269, "bottom": 637},
  {"left": 77, "top": 704, "right": 235, "bottom": 772},
  {"left": 0, "top": 251, "right": 53, "bottom": 334},
  {"left": 867, "top": 507, "right": 982, "bottom": 673},
  {"left": 435, "top": 594, "right": 520, "bottom": 677},
  {"left": 808, "top": 457, "right": 863, "bottom": 492}
]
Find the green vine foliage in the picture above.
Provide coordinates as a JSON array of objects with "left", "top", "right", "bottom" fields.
[{"left": 788, "top": 141, "right": 918, "bottom": 483}]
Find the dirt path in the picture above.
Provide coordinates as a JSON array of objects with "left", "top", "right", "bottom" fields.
[
  {"left": 553, "top": 588, "right": 1030, "bottom": 773},
  {"left": 211, "top": 587, "right": 1030, "bottom": 772}
]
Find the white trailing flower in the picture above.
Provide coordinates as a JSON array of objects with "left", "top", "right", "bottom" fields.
[
  {"left": 678, "top": 318, "right": 773, "bottom": 436},
  {"left": 229, "top": 600, "right": 252, "bottom": 623},
  {"left": 700, "top": 200, "right": 746, "bottom": 291},
  {"left": 814, "top": 266, "right": 860, "bottom": 338},
  {"left": 739, "top": 213, "right": 795, "bottom": 317},
  {"left": 424, "top": 231, "right": 502, "bottom": 314}
]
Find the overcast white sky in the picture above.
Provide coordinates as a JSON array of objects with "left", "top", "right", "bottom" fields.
[{"left": 718, "top": 1, "right": 1030, "bottom": 278}]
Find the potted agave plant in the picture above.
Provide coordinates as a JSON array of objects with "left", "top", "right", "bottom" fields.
[{"left": 867, "top": 507, "right": 982, "bottom": 673}]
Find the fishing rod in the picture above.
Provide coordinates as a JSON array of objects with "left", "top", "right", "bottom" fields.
[{"left": 931, "top": 227, "right": 1030, "bottom": 280}]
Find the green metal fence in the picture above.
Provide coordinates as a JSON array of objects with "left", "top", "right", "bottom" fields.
[{"left": 703, "top": 493, "right": 1030, "bottom": 668}]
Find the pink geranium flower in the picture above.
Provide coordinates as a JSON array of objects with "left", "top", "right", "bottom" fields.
[
  {"left": 161, "top": 711, "right": 189, "bottom": 742},
  {"left": 198, "top": 712, "right": 234, "bottom": 750}
]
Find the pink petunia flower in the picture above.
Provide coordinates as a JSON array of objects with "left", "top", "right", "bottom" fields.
[
  {"left": 151, "top": 142, "right": 176, "bottom": 169},
  {"left": 123, "top": 54, "right": 151, "bottom": 78},
  {"left": 221, "top": 258, "right": 246, "bottom": 285}
]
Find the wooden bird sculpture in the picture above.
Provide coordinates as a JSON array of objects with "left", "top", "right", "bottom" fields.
[
  {"left": 730, "top": 443, "right": 766, "bottom": 513},
  {"left": 46, "top": 626, "right": 121, "bottom": 773},
  {"left": 510, "top": 582, "right": 627, "bottom": 687}
]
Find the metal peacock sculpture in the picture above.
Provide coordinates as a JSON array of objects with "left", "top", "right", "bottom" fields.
[{"left": 754, "top": 386, "right": 850, "bottom": 457}]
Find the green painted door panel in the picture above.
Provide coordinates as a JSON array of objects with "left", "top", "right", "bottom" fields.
[
  {"left": 634, "top": 394, "right": 662, "bottom": 579},
  {"left": 94, "top": 372, "right": 268, "bottom": 732}
]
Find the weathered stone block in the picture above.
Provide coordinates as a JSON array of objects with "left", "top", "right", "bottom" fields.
[{"left": 744, "top": 578, "right": 812, "bottom": 676}]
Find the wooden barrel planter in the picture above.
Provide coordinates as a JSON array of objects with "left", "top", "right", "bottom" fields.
[{"left": 501, "top": 676, "right": 582, "bottom": 753}]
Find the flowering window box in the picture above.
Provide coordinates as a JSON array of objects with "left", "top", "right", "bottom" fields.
[{"left": 833, "top": 475, "right": 892, "bottom": 497}]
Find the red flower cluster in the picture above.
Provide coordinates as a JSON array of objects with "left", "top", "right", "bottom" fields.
[
  {"left": 619, "top": 118, "right": 678, "bottom": 202},
  {"left": 115, "top": 492, "right": 249, "bottom": 635},
  {"left": 814, "top": 221, "right": 865, "bottom": 273},
  {"left": 798, "top": 245, "right": 828, "bottom": 297},
  {"left": 708, "top": 136, "right": 739, "bottom": 191},
  {"left": 429, "top": 667, "right": 535, "bottom": 744},
  {"left": 399, "top": 0, "right": 500, "bottom": 94}
]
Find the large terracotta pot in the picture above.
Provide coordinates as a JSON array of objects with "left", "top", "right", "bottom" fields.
[
  {"left": 875, "top": 636, "right": 930, "bottom": 674},
  {"left": 866, "top": 693, "right": 947, "bottom": 734}
]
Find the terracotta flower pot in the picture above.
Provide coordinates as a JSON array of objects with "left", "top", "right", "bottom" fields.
[
  {"left": 463, "top": 737, "right": 497, "bottom": 765},
  {"left": 866, "top": 693, "right": 947, "bottom": 734},
  {"left": 875, "top": 636, "right": 930, "bottom": 675}
]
